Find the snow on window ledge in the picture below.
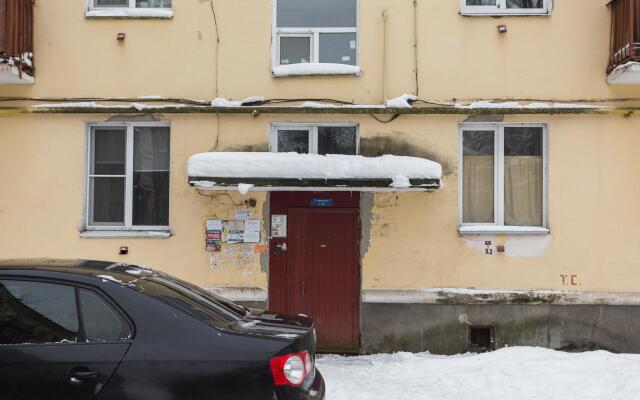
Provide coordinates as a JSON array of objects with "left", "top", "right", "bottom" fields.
[
  {"left": 80, "top": 230, "right": 172, "bottom": 239},
  {"left": 272, "top": 63, "right": 361, "bottom": 78},
  {"left": 85, "top": 8, "right": 173, "bottom": 19},
  {"left": 607, "top": 61, "right": 640, "bottom": 84},
  {"left": 458, "top": 225, "right": 550, "bottom": 236}
]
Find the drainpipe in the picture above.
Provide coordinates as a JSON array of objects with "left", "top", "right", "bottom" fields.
[
  {"left": 382, "top": 10, "right": 389, "bottom": 102},
  {"left": 413, "top": 0, "right": 419, "bottom": 96}
]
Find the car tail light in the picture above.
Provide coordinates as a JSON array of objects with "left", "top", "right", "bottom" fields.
[{"left": 270, "top": 351, "right": 313, "bottom": 387}]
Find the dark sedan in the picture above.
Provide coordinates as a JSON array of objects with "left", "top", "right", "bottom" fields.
[{"left": 0, "top": 259, "right": 325, "bottom": 400}]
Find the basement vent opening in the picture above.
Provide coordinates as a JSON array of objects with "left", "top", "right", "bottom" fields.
[{"left": 468, "top": 326, "right": 495, "bottom": 353}]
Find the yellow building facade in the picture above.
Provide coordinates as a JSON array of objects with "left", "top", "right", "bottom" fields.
[{"left": 3, "top": 0, "right": 640, "bottom": 353}]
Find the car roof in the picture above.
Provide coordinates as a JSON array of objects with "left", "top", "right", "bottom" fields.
[{"left": 0, "top": 258, "right": 155, "bottom": 281}]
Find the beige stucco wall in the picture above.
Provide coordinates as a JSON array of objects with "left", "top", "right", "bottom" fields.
[
  {"left": 2, "top": 112, "right": 640, "bottom": 294},
  {"left": 1, "top": 0, "right": 640, "bottom": 101}
]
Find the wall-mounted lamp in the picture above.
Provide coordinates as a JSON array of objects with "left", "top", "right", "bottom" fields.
[
  {"left": 117, "top": 33, "right": 126, "bottom": 41},
  {"left": 119, "top": 246, "right": 129, "bottom": 255},
  {"left": 497, "top": 25, "right": 507, "bottom": 34}
]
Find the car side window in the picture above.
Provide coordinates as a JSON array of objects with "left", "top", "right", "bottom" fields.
[
  {"left": 0, "top": 280, "right": 79, "bottom": 345},
  {"left": 78, "top": 288, "right": 132, "bottom": 342}
]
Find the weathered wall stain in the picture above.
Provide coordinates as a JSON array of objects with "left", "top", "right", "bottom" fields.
[
  {"left": 223, "top": 143, "right": 269, "bottom": 152},
  {"left": 360, "top": 135, "right": 452, "bottom": 175}
]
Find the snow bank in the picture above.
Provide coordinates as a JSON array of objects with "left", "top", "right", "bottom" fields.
[
  {"left": 187, "top": 152, "right": 442, "bottom": 182},
  {"left": 85, "top": 8, "right": 173, "bottom": 18},
  {"left": 456, "top": 101, "right": 605, "bottom": 109},
  {"left": 272, "top": 63, "right": 360, "bottom": 78},
  {"left": 317, "top": 347, "right": 640, "bottom": 400},
  {"left": 211, "top": 96, "right": 265, "bottom": 107},
  {"left": 386, "top": 93, "right": 417, "bottom": 108}
]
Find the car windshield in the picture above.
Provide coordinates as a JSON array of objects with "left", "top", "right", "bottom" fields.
[{"left": 143, "top": 275, "right": 247, "bottom": 322}]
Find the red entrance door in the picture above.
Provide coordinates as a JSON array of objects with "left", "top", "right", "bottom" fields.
[{"left": 269, "top": 192, "right": 360, "bottom": 352}]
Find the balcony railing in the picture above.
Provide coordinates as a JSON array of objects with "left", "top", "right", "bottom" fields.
[
  {"left": 608, "top": 0, "right": 640, "bottom": 73},
  {"left": 0, "top": 0, "right": 34, "bottom": 81}
]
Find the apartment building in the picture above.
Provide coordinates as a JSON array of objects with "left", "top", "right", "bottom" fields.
[{"left": 2, "top": 0, "right": 640, "bottom": 354}]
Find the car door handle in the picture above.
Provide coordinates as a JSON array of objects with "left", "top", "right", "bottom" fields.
[{"left": 66, "top": 368, "right": 98, "bottom": 385}]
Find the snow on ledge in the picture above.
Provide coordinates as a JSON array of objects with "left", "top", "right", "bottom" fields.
[
  {"left": 458, "top": 225, "right": 550, "bottom": 236},
  {"left": 386, "top": 93, "right": 417, "bottom": 108},
  {"left": 455, "top": 101, "right": 605, "bottom": 110},
  {"left": 272, "top": 63, "right": 360, "bottom": 78},
  {"left": 0, "top": 64, "right": 34, "bottom": 84},
  {"left": 187, "top": 152, "right": 442, "bottom": 182},
  {"left": 607, "top": 61, "right": 640, "bottom": 84},
  {"left": 85, "top": 8, "right": 173, "bottom": 19}
]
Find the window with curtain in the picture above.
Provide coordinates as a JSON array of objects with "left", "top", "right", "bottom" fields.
[
  {"left": 275, "top": 0, "right": 358, "bottom": 67},
  {"left": 460, "top": 125, "right": 545, "bottom": 229},
  {"left": 87, "top": 123, "right": 170, "bottom": 230},
  {"left": 93, "top": 0, "right": 171, "bottom": 8}
]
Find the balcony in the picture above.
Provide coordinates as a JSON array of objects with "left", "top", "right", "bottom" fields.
[
  {"left": 0, "top": 0, "right": 34, "bottom": 84},
  {"left": 607, "top": 0, "right": 640, "bottom": 83}
]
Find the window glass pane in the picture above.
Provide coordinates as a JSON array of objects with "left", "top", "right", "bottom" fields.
[
  {"left": 319, "top": 33, "right": 356, "bottom": 65},
  {"left": 0, "top": 280, "right": 78, "bottom": 345},
  {"left": 92, "top": 128, "right": 126, "bottom": 175},
  {"left": 90, "top": 177, "right": 125, "bottom": 225},
  {"left": 277, "top": 0, "right": 357, "bottom": 28},
  {"left": 133, "top": 127, "right": 170, "bottom": 226},
  {"left": 136, "top": 0, "right": 171, "bottom": 7},
  {"left": 462, "top": 131, "right": 495, "bottom": 224},
  {"left": 95, "top": 0, "right": 128, "bottom": 6},
  {"left": 79, "top": 289, "right": 131, "bottom": 342},
  {"left": 280, "top": 37, "right": 311, "bottom": 65},
  {"left": 506, "top": 0, "right": 544, "bottom": 8},
  {"left": 466, "top": 0, "right": 497, "bottom": 5},
  {"left": 318, "top": 126, "right": 357, "bottom": 155},
  {"left": 277, "top": 130, "right": 310, "bottom": 153},
  {"left": 504, "top": 127, "right": 543, "bottom": 226}
]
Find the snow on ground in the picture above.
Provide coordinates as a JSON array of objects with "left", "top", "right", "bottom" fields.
[{"left": 316, "top": 347, "right": 640, "bottom": 400}]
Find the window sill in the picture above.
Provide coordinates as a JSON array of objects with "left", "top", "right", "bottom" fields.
[
  {"left": 459, "top": 10, "right": 551, "bottom": 17},
  {"left": 272, "top": 63, "right": 361, "bottom": 78},
  {"left": 85, "top": 8, "right": 173, "bottom": 19},
  {"left": 458, "top": 226, "right": 549, "bottom": 236},
  {"left": 80, "top": 230, "right": 172, "bottom": 239}
]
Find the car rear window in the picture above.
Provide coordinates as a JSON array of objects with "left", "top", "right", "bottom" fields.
[
  {"left": 78, "top": 288, "right": 132, "bottom": 342},
  {"left": 0, "top": 280, "right": 79, "bottom": 344},
  {"left": 138, "top": 276, "right": 245, "bottom": 324}
]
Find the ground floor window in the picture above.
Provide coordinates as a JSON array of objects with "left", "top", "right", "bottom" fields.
[
  {"left": 459, "top": 123, "right": 547, "bottom": 231},
  {"left": 270, "top": 123, "right": 358, "bottom": 155},
  {"left": 86, "top": 122, "right": 170, "bottom": 230}
]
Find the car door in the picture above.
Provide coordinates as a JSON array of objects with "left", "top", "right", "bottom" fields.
[{"left": 0, "top": 278, "right": 133, "bottom": 400}]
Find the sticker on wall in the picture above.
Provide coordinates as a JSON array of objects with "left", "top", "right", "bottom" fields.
[
  {"left": 235, "top": 210, "right": 251, "bottom": 221},
  {"left": 224, "top": 220, "right": 245, "bottom": 243},
  {"left": 271, "top": 215, "right": 287, "bottom": 238},
  {"left": 205, "top": 219, "right": 223, "bottom": 252},
  {"left": 243, "top": 220, "right": 261, "bottom": 243}
]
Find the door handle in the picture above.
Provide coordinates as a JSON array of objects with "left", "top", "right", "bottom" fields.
[
  {"left": 66, "top": 367, "right": 98, "bottom": 385},
  {"left": 300, "top": 281, "right": 306, "bottom": 296}
]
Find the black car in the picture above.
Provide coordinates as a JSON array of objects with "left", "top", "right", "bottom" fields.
[{"left": 0, "top": 259, "right": 325, "bottom": 400}]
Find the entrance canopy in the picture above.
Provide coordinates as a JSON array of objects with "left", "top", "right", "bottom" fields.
[{"left": 187, "top": 152, "right": 442, "bottom": 192}]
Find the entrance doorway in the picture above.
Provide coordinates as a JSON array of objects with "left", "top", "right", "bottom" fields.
[{"left": 269, "top": 192, "right": 360, "bottom": 352}]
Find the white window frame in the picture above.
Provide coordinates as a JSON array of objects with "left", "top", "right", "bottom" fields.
[
  {"left": 271, "top": 0, "right": 360, "bottom": 69},
  {"left": 86, "top": 0, "right": 173, "bottom": 18},
  {"left": 458, "top": 123, "right": 549, "bottom": 235},
  {"left": 459, "top": 0, "right": 552, "bottom": 16},
  {"left": 84, "top": 121, "right": 171, "bottom": 233},
  {"left": 270, "top": 122, "right": 360, "bottom": 154}
]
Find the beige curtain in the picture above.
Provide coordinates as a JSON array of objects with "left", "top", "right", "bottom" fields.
[
  {"left": 504, "top": 156, "right": 543, "bottom": 226},
  {"left": 463, "top": 156, "right": 494, "bottom": 223}
]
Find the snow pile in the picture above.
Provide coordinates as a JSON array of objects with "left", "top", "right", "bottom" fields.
[
  {"left": 85, "top": 8, "right": 173, "bottom": 18},
  {"left": 187, "top": 152, "right": 442, "bottom": 182},
  {"left": 455, "top": 101, "right": 605, "bottom": 110},
  {"left": 386, "top": 93, "right": 417, "bottom": 108},
  {"left": 272, "top": 63, "right": 360, "bottom": 78},
  {"left": 317, "top": 347, "right": 640, "bottom": 400},
  {"left": 607, "top": 61, "right": 640, "bottom": 84},
  {"left": 211, "top": 96, "right": 265, "bottom": 107}
]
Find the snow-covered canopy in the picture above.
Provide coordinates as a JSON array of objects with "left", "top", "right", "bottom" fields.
[{"left": 187, "top": 152, "right": 442, "bottom": 192}]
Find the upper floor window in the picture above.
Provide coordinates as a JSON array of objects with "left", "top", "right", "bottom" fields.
[
  {"left": 273, "top": 0, "right": 360, "bottom": 77},
  {"left": 460, "top": 0, "right": 552, "bottom": 16},
  {"left": 86, "top": 122, "right": 170, "bottom": 233},
  {"left": 86, "top": 0, "right": 173, "bottom": 18},
  {"left": 458, "top": 124, "right": 548, "bottom": 235},
  {"left": 270, "top": 123, "right": 358, "bottom": 155}
]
